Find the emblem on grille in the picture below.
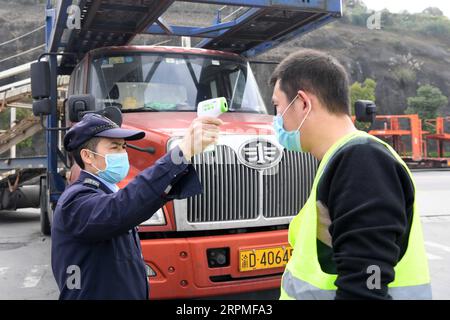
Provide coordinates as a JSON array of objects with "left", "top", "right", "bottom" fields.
[{"left": 238, "top": 138, "right": 283, "bottom": 170}]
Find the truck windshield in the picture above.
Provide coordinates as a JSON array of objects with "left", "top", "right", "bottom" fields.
[{"left": 89, "top": 53, "right": 267, "bottom": 114}]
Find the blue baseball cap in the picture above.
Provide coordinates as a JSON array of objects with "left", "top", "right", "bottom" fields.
[{"left": 64, "top": 113, "right": 145, "bottom": 152}]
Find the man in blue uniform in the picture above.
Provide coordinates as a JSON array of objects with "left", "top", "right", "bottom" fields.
[{"left": 51, "top": 113, "right": 222, "bottom": 300}]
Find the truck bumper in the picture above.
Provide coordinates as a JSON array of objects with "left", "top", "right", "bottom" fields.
[{"left": 141, "top": 229, "right": 288, "bottom": 299}]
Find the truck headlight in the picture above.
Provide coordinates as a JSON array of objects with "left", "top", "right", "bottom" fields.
[
  {"left": 167, "top": 137, "right": 183, "bottom": 151},
  {"left": 145, "top": 264, "right": 157, "bottom": 277},
  {"left": 141, "top": 208, "right": 166, "bottom": 226}
]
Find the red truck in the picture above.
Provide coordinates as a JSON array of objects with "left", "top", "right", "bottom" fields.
[{"left": 65, "top": 45, "right": 317, "bottom": 298}]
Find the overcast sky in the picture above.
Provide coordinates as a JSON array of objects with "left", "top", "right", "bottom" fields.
[{"left": 363, "top": 0, "right": 450, "bottom": 18}]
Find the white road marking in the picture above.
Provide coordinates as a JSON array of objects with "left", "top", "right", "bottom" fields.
[
  {"left": 425, "top": 241, "right": 450, "bottom": 253},
  {"left": 21, "top": 265, "right": 47, "bottom": 288},
  {"left": 427, "top": 253, "right": 443, "bottom": 260},
  {"left": 421, "top": 216, "right": 450, "bottom": 223},
  {"left": 0, "top": 267, "right": 9, "bottom": 276}
]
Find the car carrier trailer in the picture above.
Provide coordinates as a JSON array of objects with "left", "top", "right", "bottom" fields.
[{"left": 27, "top": 0, "right": 342, "bottom": 299}]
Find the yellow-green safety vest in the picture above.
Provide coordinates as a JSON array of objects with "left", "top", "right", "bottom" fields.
[{"left": 280, "top": 130, "right": 432, "bottom": 300}]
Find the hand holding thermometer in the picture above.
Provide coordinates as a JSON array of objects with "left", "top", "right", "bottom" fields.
[
  {"left": 197, "top": 97, "right": 228, "bottom": 117},
  {"left": 197, "top": 97, "right": 228, "bottom": 152}
]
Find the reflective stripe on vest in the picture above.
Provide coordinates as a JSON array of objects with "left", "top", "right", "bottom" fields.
[
  {"left": 281, "top": 131, "right": 432, "bottom": 300},
  {"left": 282, "top": 269, "right": 432, "bottom": 300}
]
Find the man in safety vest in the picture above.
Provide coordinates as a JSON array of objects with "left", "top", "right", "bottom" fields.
[{"left": 270, "top": 49, "right": 431, "bottom": 300}]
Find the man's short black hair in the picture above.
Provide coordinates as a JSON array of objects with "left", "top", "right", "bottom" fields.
[
  {"left": 71, "top": 137, "right": 102, "bottom": 170},
  {"left": 270, "top": 49, "right": 351, "bottom": 115}
]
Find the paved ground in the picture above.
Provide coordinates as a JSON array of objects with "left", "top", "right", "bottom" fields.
[
  {"left": 0, "top": 170, "right": 449, "bottom": 300},
  {"left": 414, "top": 171, "right": 450, "bottom": 300},
  {"left": 0, "top": 209, "right": 58, "bottom": 300}
]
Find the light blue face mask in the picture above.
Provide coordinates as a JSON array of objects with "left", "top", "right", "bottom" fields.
[
  {"left": 273, "top": 95, "right": 311, "bottom": 152},
  {"left": 89, "top": 151, "right": 130, "bottom": 184}
]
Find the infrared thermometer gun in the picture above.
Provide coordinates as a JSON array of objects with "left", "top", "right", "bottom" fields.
[
  {"left": 197, "top": 97, "right": 228, "bottom": 152},
  {"left": 197, "top": 97, "right": 228, "bottom": 117}
]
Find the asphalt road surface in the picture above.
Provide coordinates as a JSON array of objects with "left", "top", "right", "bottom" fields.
[{"left": 0, "top": 170, "right": 449, "bottom": 300}]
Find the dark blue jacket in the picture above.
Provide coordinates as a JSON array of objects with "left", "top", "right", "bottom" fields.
[{"left": 51, "top": 147, "right": 202, "bottom": 300}]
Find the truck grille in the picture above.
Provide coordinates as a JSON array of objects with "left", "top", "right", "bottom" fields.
[
  {"left": 263, "top": 151, "right": 318, "bottom": 218},
  {"left": 188, "top": 145, "right": 259, "bottom": 222},
  {"left": 187, "top": 145, "right": 318, "bottom": 224}
]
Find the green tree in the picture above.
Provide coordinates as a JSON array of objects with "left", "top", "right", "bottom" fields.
[
  {"left": 420, "top": 16, "right": 450, "bottom": 38},
  {"left": 405, "top": 85, "right": 448, "bottom": 120},
  {"left": 350, "top": 78, "right": 377, "bottom": 115},
  {"left": 422, "top": 7, "right": 444, "bottom": 17},
  {"left": 342, "top": 0, "right": 371, "bottom": 26}
]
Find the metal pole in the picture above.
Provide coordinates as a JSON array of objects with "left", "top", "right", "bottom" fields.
[
  {"left": 10, "top": 107, "right": 16, "bottom": 158},
  {"left": 45, "top": 0, "right": 66, "bottom": 205}
]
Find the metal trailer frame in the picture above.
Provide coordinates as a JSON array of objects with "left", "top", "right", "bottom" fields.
[
  {"left": 369, "top": 114, "right": 424, "bottom": 162},
  {"left": 42, "top": 0, "right": 342, "bottom": 206},
  {"left": 367, "top": 115, "right": 450, "bottom": 168},
  {"left": 424, "top": 117, "right": 450, "bottom": 159}
]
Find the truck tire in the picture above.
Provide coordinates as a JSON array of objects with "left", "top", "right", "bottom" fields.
[{"left": 40, "top": 177, "right": 52, "bottom": 236}]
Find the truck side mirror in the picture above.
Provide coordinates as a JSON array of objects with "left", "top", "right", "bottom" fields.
[
  {"left": 102, "top": 106, "right": 123, "bottom": 127},
  {"left": 31, "top": 61, "right": 52, "bottom": 116},
  {"left": 355, "top": 100, "right": 377, "bottom": 123},
  {"left": 68, "top": 94, "right": 96, "bottom": 122},
  {"left": 32, "top": 99, "right": 52, "bottom": 116},
  {"left": 68, "top": 94, "right": 123, "bottom": 126},
  {"left": 31, "top": 61, "right": 50, "bottom": 99}
]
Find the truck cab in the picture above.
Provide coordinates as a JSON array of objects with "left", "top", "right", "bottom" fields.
[{"left": 65, "top": 45, "right": 318, "bottom": 298}]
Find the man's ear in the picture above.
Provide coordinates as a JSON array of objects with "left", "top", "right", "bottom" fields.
[
  {"left": 80, "top": 149, "right": 93, "bottom": 166},
  {"left": 297, "top": 90, "right": 312, "bottom": 112}
]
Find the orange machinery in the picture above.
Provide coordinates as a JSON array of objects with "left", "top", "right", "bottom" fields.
[
  {"left": 368, "top": 114, "right": 423, "bottom": 161},
  {"left": 362, "top": 115, "right": 450, "bottom": 168},
  {"left": 423, "top": 117, "right": 450, "bottom": 160}
]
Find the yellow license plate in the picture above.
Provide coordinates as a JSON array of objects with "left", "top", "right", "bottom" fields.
[{"left": 239, "top": 246, "right": 293, "bottom": 272}]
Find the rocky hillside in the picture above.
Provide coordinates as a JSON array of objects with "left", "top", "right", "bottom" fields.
[
  {"left": 0, "top": 0, "right": 45, "bottom": 75},
  {"left": 269, "top": 21, "right": 450, "bottom": 116}
]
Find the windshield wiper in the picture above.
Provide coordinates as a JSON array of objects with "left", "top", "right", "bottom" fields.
[{"left": 121, "top": 105, "right": 158, "bottom": 113}]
